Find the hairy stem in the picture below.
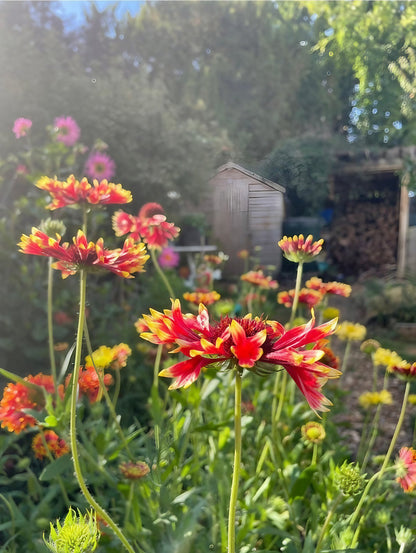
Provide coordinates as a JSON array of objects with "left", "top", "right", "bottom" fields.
[
  {"left": 228, "top": 369, "right": 242, "bottom": 553},
  {"left": 70, "top": 270, "right": 137, "bottom": 553}
]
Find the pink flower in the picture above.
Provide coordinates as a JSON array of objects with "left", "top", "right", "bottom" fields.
[
  {"left": 396, "top": 447, "right": 416, "bottom": 492},
  {"left": 158, "top": 247, "right": 180, "bottom": 269},
  {"left": 113, "top": 202, "right": 180, "bottom": 250},
  {"left": 85, "top": 151, "right": 116, "bottom": 181},
  {"left": 13, "top": 118, "right": 32, "bottom": 138},
  {"left": 54, "top": 116, "right": 80, "bottom": 147},
  {"left": 16, "top": 164, "right": 28, "bottom": 175}
]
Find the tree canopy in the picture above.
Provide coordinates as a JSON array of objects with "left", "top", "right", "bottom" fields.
[{"left": 2, "top": 0, "right": 416, "bottom": 213}]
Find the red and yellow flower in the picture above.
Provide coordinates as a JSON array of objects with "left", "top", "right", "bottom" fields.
[
  {"left": 141, "top": 299, "right": 340, "bottom": 412},
  {"left": 241, "top": 270, "right": 278, "bottom": 289},
  {"left": 278, "top": 288, "right": 324, "bottom": 310},
  {"left": 0, "top": 374, "right": 61, "bottom": 434},
  {"left": 389, "top": 360, "right": 416, "bottom": 381},
  {"left": 278, "top": 234, "right": 323, "bottom": 263},
  {"left": 66, "top": 366, "right": 113, "bottom": 403},
  {"left": 85, "top": 343, "right": 132, "bottom": 371},
  {"left": 32, "top": 430, "right": 70, "bottom": 460},
  {"left": 36, "top": 175, "right": 132, "bottom": 210},
  {"left": 19, "top": 228, "right": 149, "bottom": 279},
  {"left": 113, "top": 202, "right": 180, "bottom": 250},
  {"left": 396, "top": 447, "right": 416, "bottom": 492},
  {"left": 183, "top": 289, "right": 221, "bottom": 306},
  {"left": 305, "top": 277, "right": 351, "bottom": 298}
]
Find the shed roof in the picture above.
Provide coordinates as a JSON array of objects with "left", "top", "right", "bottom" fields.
[{"left": 213, "top": 162, "right": 286, "bottom": 193}]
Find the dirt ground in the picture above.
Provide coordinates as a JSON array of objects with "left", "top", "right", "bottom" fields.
[{"left": 328, "top": 285, "right": 415, "bottom": 461}]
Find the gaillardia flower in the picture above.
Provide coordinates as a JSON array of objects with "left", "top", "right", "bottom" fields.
[
  {"left": 241, "top": 270, "right": 278, "bottom": 289},
  {"left": 36, "top": 175, "right": 132, "bottom": 210},
  {"left": 141, "top": 300, "right": 340, "bottom": 411},
  {"left": 278, "top": 288, "right": 323, "bottom": 310},
  {"left": 13, "top": 117, "right": 32, "bottom": 138},
  {"left": 278, "top": 234, "right": 323, "bottom": 263},
  {"left": 32, "top": 430, "right": 70, "bottom": 460},
  {"left": 183, "top": 289, "right": 221, "bottom": 306},
  {"left": 0, "top": 374, "right": 60, "bottom": 433},
  {"left": 53, "top": 116, "right": 80, "bottom": 147},
  {"left": 85, "top": 151, "right": 116, "bottom": 181},
  {"left": 305, "top": 277, "right": 351, "bottom": 298},
  {"left": 396, "top": 447, "right": 416, "bottom": 492},
  {"left": 19, "top": 228, "right": 149, "bottom": 279},
  {"left": 113, "top": 202, "right": 180, "bottom": 249}
]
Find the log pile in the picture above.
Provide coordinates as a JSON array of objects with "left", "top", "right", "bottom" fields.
[{"left": 327, "top": 202, "right": 399, "bottom": 276}]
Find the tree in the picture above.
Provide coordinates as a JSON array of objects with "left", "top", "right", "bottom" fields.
[
  {"left": 303, "top": 0, "right": 416, "bottom": 145},
  {"left": 124, "top": 1, "right": 350, "bottom": 161},
  {"left": 0, "top": 1, "right": 231, "bottom": 211}
]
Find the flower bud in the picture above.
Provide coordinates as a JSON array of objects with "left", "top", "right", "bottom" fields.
[
  {"left": 334, "top": 462, "right": 366, "bottom": 496},
  {"left": 301, "top": 421, "right": 326, "bottom": 444},
  {"left": 44, "top": 508, "right": 99, "bottom": 553},
  {"left": 39, "top": 218, "right": 66, "bottom": 238},
  {"left": 360, "top": 339, "right": 381, "bottom": 355},
  {"left": 395, "top": 526, "right": 413, "bottom": 548}
]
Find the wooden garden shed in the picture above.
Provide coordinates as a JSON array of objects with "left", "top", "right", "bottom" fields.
[{"left": 207, "top": 162, "right": 285, "bottom": 277}]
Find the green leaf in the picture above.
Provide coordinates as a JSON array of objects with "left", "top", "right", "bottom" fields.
[
  {"left": 289, "top": 466, "right": 317, "bottom": 499},
  {"left": 39, "top": 455, "right": 72, "bottom": 481}
]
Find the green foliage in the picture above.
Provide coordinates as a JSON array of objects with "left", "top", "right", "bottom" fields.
[
  {"left": 128, "top": 1, "right": 349, "bottom": 161},
  {"left": 303, "top": 0, "right": 416, "bottom": 145},
  {"left": 258, "top": 136, "right": 338, "bottom": 216}
]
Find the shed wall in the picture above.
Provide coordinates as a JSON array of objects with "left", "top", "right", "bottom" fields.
[{"left": 209, "top": 168, "right": 284, "bottom": 276}]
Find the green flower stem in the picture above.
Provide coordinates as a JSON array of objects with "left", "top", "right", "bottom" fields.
[
  {"left": 112, "top": 368, "right": 122, "bottom": 408},
  {"left": 39, "top": 431, "right": 71, "bottom": 506},
  {"left": 70, "top": 270, "right": 137, "bottom": 553},
  {"left": 289, "top": 261, "right": 304, "bottom": 327},
  {"left": 361, "top": 403, "right": 383, "bottom": 471},
  {"left": 379, "top": 380, "right": 410, "bottom": 475},
  {"left": 311, "top": 443, "right": 318, "bottom": 466},
  {"left": 83, "top": 323, "right": 133, "bottom": 458},
  {"left": 150, "top": 248, "right": 175, "bottom": 299},
  {"left": 315, "top": 493, "right": 343, "bottom": 553},
  {"left": 228, "top": 369, "right": 242, "bottom": 553},
  {"left": 356, "top": 408, "right": 373, "bottom": 463},
  {"left": 82, "top": 206, "right": 88, "bottom": 235},
  {"left": 47, "top": 258, "right": 57, "bottom": 390},
  {"left": 349, "top": 380, "right": 411, "bottom": 547},
  {"left": 153, "top": 343, "right": 163, "bottom": 389},
  {"left": 247, "top": 285, "right": 254, "bottom": 314},
  {"left": 124, "top": 481, "right": 142, "bottom": 533},
  {"left": 274, "top": 370, "right": 288, "bottom": 428},
  {"left": 341, "top": 340, "right": 352, "bottom": 372}
]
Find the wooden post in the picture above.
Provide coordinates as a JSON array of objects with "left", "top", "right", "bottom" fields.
[{"left": 397, "top": 178, "right": 409, "bottom": 278}]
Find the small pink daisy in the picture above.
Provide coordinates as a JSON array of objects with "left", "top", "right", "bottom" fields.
[
  {"left": 158, "top": 247, "right": 180, "bottom": 269},
  {"left": 13, "top": 118, "right": 32, "bottom": 138},
  {"left": 85, "top": 151, "right": 116, "bottom": 181},
  {"left": 54, "top": 116, "right": 80, "bottom": 147}
]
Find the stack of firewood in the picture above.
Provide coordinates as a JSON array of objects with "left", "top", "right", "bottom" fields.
[{"left": 327, "top": 202, "right": 399, "bottom": 275}]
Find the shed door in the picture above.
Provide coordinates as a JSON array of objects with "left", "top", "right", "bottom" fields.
[
  {"left": 249, "top": 186, "right": 284, "bottom": 271},
  {"left": 212, "top": 180, "right": 249, "bottom": 273}
]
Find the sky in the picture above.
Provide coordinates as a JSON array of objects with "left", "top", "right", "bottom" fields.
[{"left": 53, "top": 1, "right": 143, "bottom": 28}]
